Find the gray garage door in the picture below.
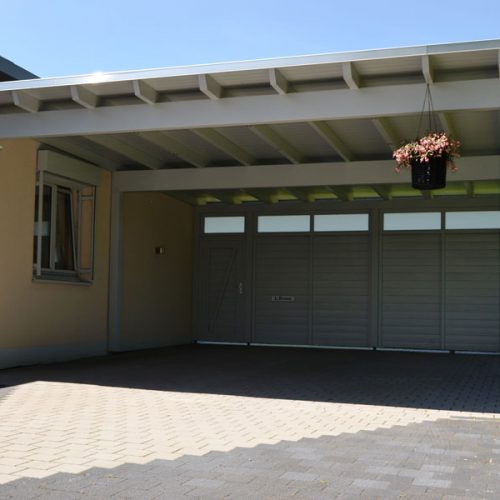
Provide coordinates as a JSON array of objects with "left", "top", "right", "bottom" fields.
[
  {"left": 381, "top": 231, "right": 500, "bottom": 352},
  {"left": 445, "top": 232, "right": 500, "bottom": 351},
  {"left": 197, "top": 209, "right": 500, "bottom": 352},
  {"left": 253, "top": 233, "right": 371, "bottom": 347}
]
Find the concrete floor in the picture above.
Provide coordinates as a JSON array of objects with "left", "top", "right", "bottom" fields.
[{"left": 0, "top": 345, "right": 499, "bottom": 498}]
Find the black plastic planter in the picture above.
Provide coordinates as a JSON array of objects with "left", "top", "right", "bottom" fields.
[{"left": 411, "top": 156, "right": 447, "bottom": 190}]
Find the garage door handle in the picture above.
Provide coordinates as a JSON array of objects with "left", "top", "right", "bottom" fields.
[{"left": 238, "top": 282, "right": 244, "bottom": 295}]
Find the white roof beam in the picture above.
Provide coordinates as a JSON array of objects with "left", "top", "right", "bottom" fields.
[
  {"left": 133, "top": 80, "right": 159, "bottom": 104},
  {"left": 11, "top": 90, "right": 40, "bottom": 113},
  {"left": 138, "top": 131, "right": 207, "bottom": 168},
  {"left": 421, "top": 55, "right": 435, "bottom": 84},
  {"left": 342, "top": 62, "right": 361, "bottom": 89},
  {"left": 2, "top": 79, "right": 499, "bottom": 139},
  {"left": 70, "top": 85, "right": 99, "bottom": 109},
  {"left": 372, "top": 117, "right": 401, "bottom": 149},
  {"left": 192, "top": 128, "right": 255, "bottom": 165},
  {"left": 199, "top": 74, "right": 222, "bottom": 99},
  {"left": 39, "top": 137, "right": 122, "bottom": 170},
  {"left": 112, "top": 155, "right": 500, "bottom": 193},
  {"left": 309, "top": 121, "right": 354, "bottom": 162},
  {"left": 269, "top": 68, "right": 289, "bottom": 95},
  {"left": 85, "top": 135, "right": 163, "bottom": 169},
  {"left": 250, "top": 124, "right": 303, "bottom": 164}
]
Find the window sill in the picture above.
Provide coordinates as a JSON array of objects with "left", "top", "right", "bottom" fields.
[{"left": 32, "top": 277, "right": 93, "bottom": 287}]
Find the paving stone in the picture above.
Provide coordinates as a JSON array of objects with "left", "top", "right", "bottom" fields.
[{"left": 0, "top": 346, "right": 498, "bottom": 498}]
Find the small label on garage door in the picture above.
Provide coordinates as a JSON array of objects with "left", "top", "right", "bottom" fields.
[{"left": 271, "top": 295, "right": 295, "bottom": 302}]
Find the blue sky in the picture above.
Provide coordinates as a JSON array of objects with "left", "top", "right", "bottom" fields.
[{"left": 3, "top": 0, "right": 499, "bottom": 78}]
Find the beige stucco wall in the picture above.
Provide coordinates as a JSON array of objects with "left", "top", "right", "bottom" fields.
[
  {"left": 0, "top": 139, "right": 111, "bottom": 368},
  {"left": 121, "top": 192, "right": 193, "bottom": 350}
]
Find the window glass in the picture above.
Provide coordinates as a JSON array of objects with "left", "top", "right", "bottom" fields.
[
  {"left": 384, "top": 212, "right": 441, "bottom": 231},
  {"left": 314, "top": 214, "right": 369, "bottom": 232},
  {"left": 33, "top": 185, "right": 52, "bottom": 269},
  {"left": 445, "top": 211, "right": 500, "bottom": 229},
  {"left": 204, "top": 216, "right": 245, "bottom": 234},
  {"left": 54, "top": 189, "right": 75, "bottom": 271},
  {"left": 258, "top": 215, "right": 310, "bottom": 233},
  {"left": 33, "top": 173, "right": 96, "bottom": 283}
]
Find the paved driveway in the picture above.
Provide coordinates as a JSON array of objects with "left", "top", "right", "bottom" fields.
[{"left": 0, "top": 345, "right": 499, "bottom": 499}]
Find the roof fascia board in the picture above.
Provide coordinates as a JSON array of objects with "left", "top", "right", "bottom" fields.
[
  {"left": 1, "top": 79, "right": 498, "bottom": 140},
  {"left": 1, "top": 39, "right": 499, "bottom": 92}
]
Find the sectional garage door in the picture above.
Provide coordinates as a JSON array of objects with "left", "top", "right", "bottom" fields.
[
  {"left": 381, "top": 230, "right": 500, "bottom": 352},
  {"left": 197, "top": 209, "right": 500, "bottom": 353},
  {"left": 253, "top": 234, "right": 371, "bottom": 346}
]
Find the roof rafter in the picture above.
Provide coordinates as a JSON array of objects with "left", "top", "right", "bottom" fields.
[
  {"left": 326, "top": 185, "right": 354, "bottom": 201},
  {"left": 372, "top": 117, "right": 401, "bottom": 149},
  {"left": 133, "top": 80, "right": 159, "bottom": 104},
  {"left": 464, "top": 181, "right": 475, "bottom": 197},
  {"left": 420, "top": 190, "right": 434, "bottom": 199},
  {"left": 309, "top": 121, "right": 354, "bottom": 162},
  {"left": 269, "top": 68, "right": 289, "bottom": 95},
  {"left": 245, "top": 188, "right": 279, "bottom": 204},
  {"left": 70, "top": 85, "right": 99, "bottom": 109},
  {"left": 163, "top": 191, "right": 204, "bottom": 206},
  {"left": 212, "top": 190, "right": 243, "bottom": 204},
  {"left": 11, "top": 90, "right": 40, "bottom": 113},
  {"left": 199, "top": 74, "right": 223, "bottom": 99},
  {"left": 286, "top": 187, "right": 315, "bottom": 203},
  {"left": 371, "top": 184, "right": 393, "bottom": 200},
  {"left": 439, "top": 112, "right": 458, "bottom": 138},
  {"left": 342, "top": 62, "right": 361, "bottom": 89},
  {"left": 249, "top": 124, "right": 303, "bottom": 164},
  {"left": 85, "top": 135, "right": 163, "bottom": 169},
  {"left": 192, "top": 128, "right": 255, "bottom": 165},
  {"left": 421, "top": 55, "right": 435, "bottom": 84},
  {"left": 138, "top": 131, "right": 207, "bottom": 168},
  {"left": 39, "top": 137, "right": 122, "bottom": 171}
]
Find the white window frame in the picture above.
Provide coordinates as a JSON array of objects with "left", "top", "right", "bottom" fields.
[{"left": 34, "top": 150, "right": 101, "bottom": 284}]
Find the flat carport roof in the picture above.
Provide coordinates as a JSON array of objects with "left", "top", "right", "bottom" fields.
[{"left": 0, "top": 38, "right": 499, "bottom": 205}]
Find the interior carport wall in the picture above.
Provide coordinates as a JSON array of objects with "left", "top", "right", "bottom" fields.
[
  {"left": 120, "top": 192, "right": 193, "bottom": 351},
  {"left": 193, "top": 198, "right": 500, "bottom": 354}
]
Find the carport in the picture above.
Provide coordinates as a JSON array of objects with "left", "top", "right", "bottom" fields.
[{"left": 0, "top": 39, "right": 499, "bottom": 357}]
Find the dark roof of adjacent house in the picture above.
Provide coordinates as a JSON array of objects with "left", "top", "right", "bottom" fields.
[{"left": 0, "top": 56, "right": 37, "bottom": 82}]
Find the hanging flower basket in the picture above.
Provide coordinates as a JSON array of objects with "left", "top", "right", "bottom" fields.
[{"left": 393, "top": 132, "right": 460, "bottom": 190}]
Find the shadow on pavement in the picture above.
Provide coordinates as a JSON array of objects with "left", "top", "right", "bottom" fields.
[{"left": 0, "top": 345, "right": 499, "bottom": 413}]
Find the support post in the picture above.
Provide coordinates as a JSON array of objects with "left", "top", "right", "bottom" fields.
[{"left": 108, "top": 180, "right": 123, "bottom": 351}]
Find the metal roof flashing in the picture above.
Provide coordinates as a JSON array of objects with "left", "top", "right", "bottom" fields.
[{"left": 0, "top": 38, "right": 499, "bottom": 92}]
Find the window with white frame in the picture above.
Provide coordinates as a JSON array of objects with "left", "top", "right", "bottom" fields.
[{"left": 33, "top": 151, "right": 100, "bottom": 283}]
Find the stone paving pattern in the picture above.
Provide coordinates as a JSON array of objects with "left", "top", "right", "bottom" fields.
[{"left": 0, "top": 345, "right": 498, "bottom": 498}]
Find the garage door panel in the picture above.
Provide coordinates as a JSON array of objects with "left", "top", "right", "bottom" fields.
[
  {"left": 254, "top": 236, "right": 309, "bottom": 344},
  {"left": 445, "top": 232, "right": 500, "bottom": 352},
  {"left": 313, "top": 234, "right": 370, "bottom": 347},
  {"left": 382, "top": 234, "right": 441, "bottom": 349}
]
